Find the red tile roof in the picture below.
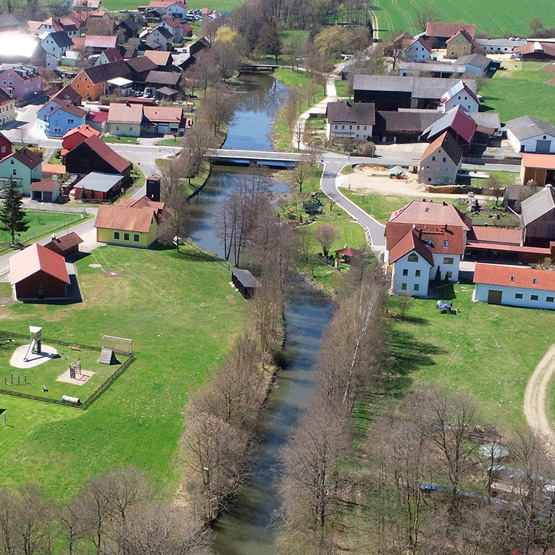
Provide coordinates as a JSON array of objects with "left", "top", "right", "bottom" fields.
[
  {"left": 30, "top": 179, "right": 58, "bottom": 192},
  {"left": 117, "top": 195, "right": 165, "bottom": 214},
  {"left": 84, "top": 35, "right": 117, "bottom": 49},
  {"left": 388, "top": 200, "right": 472, "bottom": 231},
  {"left": 79, "top": 135, "right": 131, "bottom": 174},
  {"left": 474, "top": 263, "right": 555, "bottom": 290},
  {"left": 44, "top": 231, "right": 83, "bottom": 252},
  {"left": 388, "top": 222, "right": 465, "bottom": 256},
  {"left": 95, "top": 205, "right": 155, "bottom": 233},
  {"left": 334, "top": 247, "right": 361, "bottom": 257},
  {"left": 10, "top": 243, "right": 70, "bottom": 285},
  {"left": 446, "top": 28, "right": 474, "bottom": 45},
  {"left": 425, "top": 22, "right": 476, "bottom": 39},
  {"left": 471, "top": 226, "right": 522, "bottom": 245},
  {"left": 108, "top": 102, "right": 143, "bottom": 124},
  {"left": 143, "top": 105, "right": 182, "bottom": 123},
  {"left": 522, "top": 153, "right": 555, "bottom": 170},
  {"left": 388, "top": 229, "right": 435, "bottom": 266},
  {"left": 62, "top": 123, "right": 100, "bottom": 140},
  {"left": 421, "top": 131, "right": 464, "bottom": 165}
]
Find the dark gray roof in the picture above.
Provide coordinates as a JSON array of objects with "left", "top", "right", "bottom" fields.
[
  {"left": 231, "top": 268, "right": 260, "bottom": 288},
  {"left": 399, "top": 61, "right": 466, "bottom": 74},
  {"left": 521, "top": 187, "right": 555, "bottom": 226},
  {"left": 353, "top": 74, "right": 477, "bottom": 100},
  {"left": 456, "top": 54, "right": 492, "bottom": 70},
  {"left": 376, "top": 110, "right": 442, "bottom": 132},
  {"left": 47, "top": 31, "right": 73, "bottom": 48},
  {"left": 505, "top": 115, "right": 555, "bottom": 141},
  {"left": 326, "top": 101, "right": 375, "bottom": 126},
  {"left": 469, "top": 112, "right": 501, "bottom": 130},
  {"left": 475, "top": 38, "right": 526, "bottom": 48},
  {"left": 145, "top": 70, "right": 180, "bottom": 86},
  {"left": 76, "top": 172, "right": 123, "bottom": 193}
]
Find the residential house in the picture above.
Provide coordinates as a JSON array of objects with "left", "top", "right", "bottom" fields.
[
  {"left": 145, "top": 26, "right": 174, "bottom": 50},
  {"left": 41, "top": 31, "right": 73, "bottom": 60},
  {"left": 352, "top": 74, "right": 477, "bottom": 111},
  {"left": 38, "top": 91, "right": 82, "bottom": 132},
  {"left": 402, "top": 36, "right": 432, "bottom": 62},
  {"left": 445, "top": 28, "right": 475, "bottom": 59},
  {"left": 0, "top": 14, "right": 20, "bottom": 32},
  {"left": 423, "top": 22, "right": 476, "bottom": 48},
  {"left": 70, "top": 60, "right": 131, "bottom": 100},
  {"left": 145, "top": 0, "right": 188, "bottom": 18},
  {"left": 73, "top": 171, "right": 124, "bottom": 200},
  {"left": 418, "top": 131, "right": 463, "bottom": 185},
  {"left": 9, "top": 243, "right": 70, "bottom": 300},
  {"left": 421, "top": 105, "right": 477, "bottom": 145},
  {"left": 54, "top": 84, "right": 83, "bottom": 105},
  {"left": 475, "top": 38, "right": 526, "bottom": 54},
  {"left": 116, "top": 18, "right": 139, "bottom": 40},
  {"left": 455, "top": 54, "right": 499, "bottom": 77},
  {"left": 30, "top": 179, "right": 60, "bottom": 202},
  {"left": 0, "top": 131, "right": 12, "bottom": 158},
  {"left": 143, "top": 105, "right": 184, "bottom": 134},
  {"left": 125, "top": 55, "right": 157, "bottom": 85},
  {"left": 0, "top": 64, "right": 42, "bottom": 100},
  {"left": 515, "top": 41, "right": 555, "bottom": 61},
  {"left": 36, "top": 16, "right": 81, "bottom": 38},
  {"left": 44, "top": 232, "right": 83, "bottom": 257},
  {"left": 143, "top": 49, "right": 174, "bottom": 68},
  {"left": 108, "top": 102, "right": 143, "bottom": 136},
  {"left": 325, "top": 101, "right": 375, "bottom": 140},
  {"left": 0, "top": 88, "right": 15, "bottom": 127},
  {"left": 72, "top": 0, "right": 101, "bottom": 10},
  {"left": 94, "top": 47, "right": 123, "bottom": 66},
  {"left": 0, "top": 147, "right": 42, "bottom": 194},
  {"left": 520, "top": 154, "right": 555, "bottom": 187},
  {"left": 85, "top": 108, "right": 108, "bottom": 132},
  {"left": 60, "top": 50, "right": 80, "bottom": 66},
  {"left": 158, "top": 18, "right": 185, "bottom": 42},
  {"left": 63, "top": 134, "right": 131, "bottom": 177},
  {"left": 385, "top": 199, "right": 471, "bottom": 296},
  {"left": 95, "top": 195, "right": 165, "bottom": 247},
  {"left": 61, "top": 123, "right": 100, "bottom": 154},
  {"left": 473, "top": 263, "right": 555, "bottom": 309},
  {"left": 439, "top": 80, "right": 480, "bottom": 113},
  {"left": 505, "top": 116, "right": 555, "bottom": 154},
  {"left": 43, "top": 102, "right": 87, "bottom": 137},
  {"left": 73, "top": 34, "right": 117, "bottom": 55},
  {"left": 521, "top": 185, "right": 555, "bottom": 247}
]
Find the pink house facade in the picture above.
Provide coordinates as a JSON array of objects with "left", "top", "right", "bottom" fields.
[{"left": 0, "top": 66, "right": 42, "bottom": 100}]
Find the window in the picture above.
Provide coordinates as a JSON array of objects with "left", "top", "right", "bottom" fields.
[
  {"left": 443, "top": 157, "right": 446, "bottom": 162},
  {"left": 447, "top": 168, "right": 451, "bottom": 174},
  {"left": 129, "top": 127, "right": 132, "bottom": 131},
  {"left": 432, "top": 156, "right": 436, "bottom": 161},
  {"left": 407, "top": 253, "right": 419, "bottom": 262},
  {"left": 443, "top": 240, "right": 449, "bottom": 247},
  {"left": 401, "top": 283, "right": 407, "bottom": 291},
  {"left": 0, "top": 146, "right": 4, "bottom": 153},
  {"left": 532, "top": 278, "right": 537, "bottom": 284},
  {"left": 415, "top": 270, "right": 421, "bottom": 277},
  {"left": 425, "top": 166, "right": 430, "bottom": 172},
  {"left": 547, "top": 297, "right": 554, "bottom": 303},
  {"left": 356, "top": 125, "right": 360, "bottom": 130},
  {"left": 86, "top": 85, "right": 90, "bottom": 90},
  {"left": 10, "top": 159, "right": 13, "bottom": 164},
  {"left": 134, "top": 234, "right": 140, "bottom": 242},
  {"left": 515, "top": 293, "right": 523, "bottom": 299},
  {"left": 531, "top": 295, "right": 539, "bottom": 301},
  {"left": 124, "top": 233, "right": 130, "bottom": 241},
  {"left": 76, "top": 84, "right": 80, "bottom": 89},
  {"left": 414, "top": 284, "right": 420, "bottom": 292},
  {"left": 114, "top": 232, "right": 120, "bottom": 239},
  {"left": 341, "top": 125, "right": 345, "bottom": 130},
  {"left": 443, "top": 257, "right": 454, "bottom": 264},
  {"left": 510, "top": 276, "right": 515, "bottom": 282},
  {"left": 12, "top": 169, "right": 16, "bottom": 175},
  {"left": 68, "top": 118, "right": 74, "bottom": 124},
  {"left": 402, "top": 269, "right": 408, "bottom": 276},
  {"left": 445, "top": 271, "right": 452, "bottom": 280}
]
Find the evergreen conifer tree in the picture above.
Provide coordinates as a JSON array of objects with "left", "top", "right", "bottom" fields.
[{"left": 0, "top": 179, "right": 29, "bottom": 245}]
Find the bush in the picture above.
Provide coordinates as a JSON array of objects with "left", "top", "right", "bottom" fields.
[{"left": 357, "top": 141, "right": 376, "bottom": 157}]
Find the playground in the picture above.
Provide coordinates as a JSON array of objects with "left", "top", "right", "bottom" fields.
[{"left": 0, "top": 328, "right": 131, "bottom": 405}]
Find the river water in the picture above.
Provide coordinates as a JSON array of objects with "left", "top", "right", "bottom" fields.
[{"left": 189, "top": 73, "right": 335, "bottom": 554}]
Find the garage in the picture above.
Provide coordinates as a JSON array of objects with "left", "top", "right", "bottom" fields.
[
  {"left": 30, "top": 179, "right": 60, "bottom": 202},
  {"left": 487, "top": 290, "right": 502, "bottom": 304},
  {"left": 157, "top": 123, "right": 170, "bottom": 134}
]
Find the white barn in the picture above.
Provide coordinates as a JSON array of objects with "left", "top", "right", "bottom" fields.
[
  {"left": 505, "top": 116, "right": 555, "bottom": 154},
  {"left": 403, "top": 37, "right": 432, "bottom": 63},
  {"left": 473, "top": 263, "right": 555, "bottom": 309}
]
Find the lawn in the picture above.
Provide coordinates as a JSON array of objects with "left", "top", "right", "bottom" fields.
[
  {"left": 156, "top": 137, "right": 183, "bottom": 146},
  {"left": 0, "top": 210, "right": 86, "bottom": 246},
  {"left": 102, "top": 135, "right": 140, "bottom": 145},
  {"left": 0, "top": 245, "right": 247, "bottom": 499},
  {"left": 480, "top": 62, "right": 555, "bottom": 126},
  {"left": 387, "top": 285, "right": 555, "bottom": 431},
  {"left": 334, "top": 80, "right": 350, "bottom": 98},
  {"left": 372, "top": 0, "right": 555, "bottom": 37},
  {"left": 102, "top": 0, "right": 244, "bottom": 11}
]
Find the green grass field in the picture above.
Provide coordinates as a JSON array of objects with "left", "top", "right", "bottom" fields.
[
  {"left": 388, "top": 285, "right": 555, "bottom": 431},
  {"left": 0, "top": 245, "right": 246, "bottom": 499},
  {"left": 0, "top": 210, "right": 85, "bottom": 246},
  {"left": 102, "top": 0, "right": 243, "bottom": 12},
  {"left": 102, "top": 136, "right": 139, "bottom": 145},
  {"left": 373, "top": 0, "right": 555, "bottom": 37},
  {"left": 480, "top": 62, "right": 555, "bottom": 127}
]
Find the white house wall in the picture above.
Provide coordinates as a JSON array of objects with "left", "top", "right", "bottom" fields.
[
  {"left": 474, "top": 283, "right": 555, "bottom": 310},
  {"left": 403, "top": 43, "right": 431, "bottom": 63},
  {"left": 443, "top": 94, "right": 479, "bottom": 113},
  {"left": 507, "top": 128, "right": 555, "bottom": 154},
  {"left": 390, "top": 250, "right": 431, "bottom": 296},
  {"left": 431, "top": 252, "right": 460, "bottom": 282}
]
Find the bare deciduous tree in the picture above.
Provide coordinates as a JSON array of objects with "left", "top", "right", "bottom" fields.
[
  {"left": 158, "top": 191, "right": 192, "bottom": 252},
  {"left": 314, "top": 224, "right": 340, "bottom": 257}
]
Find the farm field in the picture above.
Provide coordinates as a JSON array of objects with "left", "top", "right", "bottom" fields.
[
  {"left": 388, "top": 285, "right": 555, "bottom": 431},
  {"left": 101, "top": 0, "right": 243, "bottom": 12},
  {"left": 480, "top": 62, "right": 555, "bottom": 127},
  {"left": 0, "top": 245, "right": 247, "bottom": 499},
  {"left": 373, "top": 0, "right": 555, "bottom": 38}
]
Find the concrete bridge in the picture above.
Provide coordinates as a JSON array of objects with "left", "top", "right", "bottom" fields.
[
  {"left": 238, "top": 63, "right": 279, "bottom": 72},
  {"left": 206, "top": 149, "right": 304, "bottom": 165}
]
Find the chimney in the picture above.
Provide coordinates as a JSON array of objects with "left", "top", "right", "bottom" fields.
[
  {"left": 443, "top": 201, "right": 447, "bottom": 206},
  {"left": 418, "top": 228, "right": 422, "bottom": 240},
  {"left": 445, "top": 223, "right": 448, "bottom": 231}
]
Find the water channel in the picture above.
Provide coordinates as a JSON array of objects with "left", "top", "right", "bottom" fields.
[{"left": 189, "top": 73, "right": 335, "bottom": 553}]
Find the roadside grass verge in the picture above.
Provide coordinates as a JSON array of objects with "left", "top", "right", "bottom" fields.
[
  {"left": 387, "top": 285, "right": 555, "bottom": 430},
  {"left": 101, "top": 136, "right": 140, "bottom": 145},
  {"left": 0, "top": 245, "right": 247, "bottom": 498},
  {"left": 334, "top": 80, "right": 350, "bottom": 98}
]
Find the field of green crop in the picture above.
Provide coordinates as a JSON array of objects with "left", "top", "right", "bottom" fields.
[{"left": 373, "top": 0, "right": 555, "bottom": 38}]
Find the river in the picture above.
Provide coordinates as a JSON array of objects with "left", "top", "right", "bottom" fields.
[{"left": 189, "top": 73, "right": 335, "bottom": 554}]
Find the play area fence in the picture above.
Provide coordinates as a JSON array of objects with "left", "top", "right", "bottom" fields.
[{"left": 0, "top": 330, "right": 135, "bottom": 410}]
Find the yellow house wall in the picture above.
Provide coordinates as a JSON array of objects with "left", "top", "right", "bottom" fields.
[
  {"left": 96, "top": 220, "right": 158, "bottom": 247},
  {"left": 446, "top": 36, "right": 472, "bottom": 59},
  {"left": 109, "top": 122, "right": 141, "bottom": 137}
]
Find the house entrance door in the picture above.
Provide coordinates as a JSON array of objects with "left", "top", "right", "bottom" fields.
[{"left": 487, "top": 289, "right": 502, "bottom": 304}]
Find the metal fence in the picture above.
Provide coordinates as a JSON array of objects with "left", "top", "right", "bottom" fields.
[{"left": 0, "top": 331, "right": 136, "bottom": 410}]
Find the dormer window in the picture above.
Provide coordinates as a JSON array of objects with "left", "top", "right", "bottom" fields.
[
  {"left": 533, "top": 278, "right": 537, "bottom": 284},
  {"left": 443, "top": 240, "right": 448, "bottom": 247},
  {"left": 407, "top": 253, "right": 419, "bottom": 262},
  {"left": 510, "top": 276, "right": 515, "bottom": 282}
]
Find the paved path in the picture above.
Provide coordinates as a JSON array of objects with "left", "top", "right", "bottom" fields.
[{"left": 524, "top": 344, "right": 555, "bottom": 455}]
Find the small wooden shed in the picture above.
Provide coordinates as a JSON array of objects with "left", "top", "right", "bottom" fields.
[
  {"left": 231, "top": 269, "right": 260, "bottom": 299},
  {"left": 44, "top": 232, "right": 84, "bottom": 258}
]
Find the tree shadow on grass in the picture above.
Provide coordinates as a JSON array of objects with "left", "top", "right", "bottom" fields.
[{"left": 383, "top": 325, "right": 446, "bottom": 398}]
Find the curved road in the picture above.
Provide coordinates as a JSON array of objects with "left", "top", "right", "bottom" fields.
[{"left": 524, "top": 344, "right": 555, "bottom": 454}]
